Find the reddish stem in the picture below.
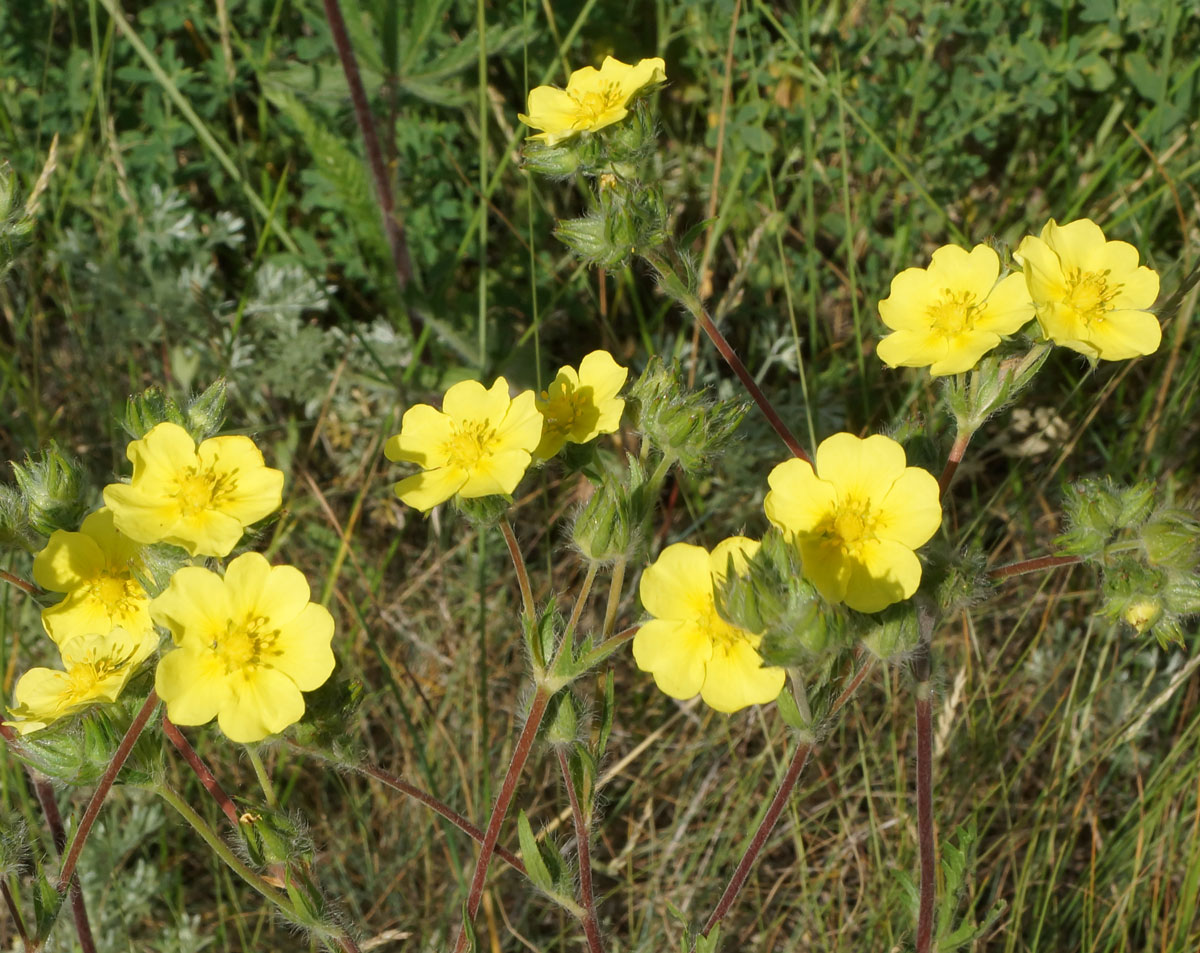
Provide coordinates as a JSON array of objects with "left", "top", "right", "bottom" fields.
[
  {"left": 56, "top": 692, "right": 159, "bottom": 892},
  {"left": 1, "top": 880, "right": 29, "bottom": 948},
  {"left": 29, "top": 772, "right": 97, "bottom": 953},
  {"left": 320, "top": 0, "right": 413, "bottom": 290},
  {"left": 915, "top": 684, "right": 935, "bottom": 953},
  {"left": 557, "top": 748, "right": 602, "bottom": 953},
  {"left": 988, "top": 554, "right": 1082, "bottom": 579},
  {"left": 938, "top": 431, "right": 972, "bottom": 499},
  {"left": 0, "top": 569, "right": 38, "bottom": 596},
  {"left": 346, "top": 756, "right": 528, "bottom": 877},
  {"left": 163, "top": 716, "right": 240, "bottom": 826},
  {"left": 452, "top": 689, "right": 552, "bottom": 953},
  {"left": 700, "top": 740, "right": 813, "bottom": 938}
]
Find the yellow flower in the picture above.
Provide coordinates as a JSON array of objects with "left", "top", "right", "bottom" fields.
[
  {"left": 385, "top": 377, "right": 543, "bottom": 512},
  {"left": 764, "top": 433, "right": 941, "bottom": 613},
  {"left": 877, "top": 243, "right": 1034, "bottom": 376},
  {"left": 33, "top": 508, "right": 152, "bottom": 647},
  {"left": 6, "top": 628, "right": 158, "bottom": 736},
  {"left": 103, "top": 422, "right": 284, "bottom": 558},
  {"left": 534, "top": 350, "right": 628, "bottom": 459},
  {"left": 633, "top": 537, "right": 785, "bottom": 713},
  {"left": 151, "top": 552, "right": 335, "bottom": 744},
  {"left": 1014, "top": 218, "right": 1161, "bottom": 360},
  {"left": 519, "top": 56, "right": 667, "bottom": 146}
]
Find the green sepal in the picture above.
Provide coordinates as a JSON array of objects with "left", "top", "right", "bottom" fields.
[
  {"left": 525, "top": 599, "right": 559, "bottom": 675},
  {"left": 32, "top": 868, "right": 65, "bottom": 943},
  {"left": 516, "top": 810, "right": 562, "bottom": 895},
  {"left": 596, "top": 671, "right": 615, "bottom": 758}
]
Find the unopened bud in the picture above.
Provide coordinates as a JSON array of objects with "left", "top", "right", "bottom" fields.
[
  {"left": 1122, "top": 599, "right": 1162, "bottom": 634},
  {"left": 185, "top": 379, "right": 228, "bottom": 440},
  {"left": 1142, "top": 509, "right": 1200, "bottom": 571},
  {"left": 11, "top": 444, "right": 88, "bottom": 537},
  {"left": 522, "top": 142, "right": 581, "bottom": 178}
]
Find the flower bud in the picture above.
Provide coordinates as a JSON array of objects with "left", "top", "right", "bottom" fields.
[
  {"left": 185, "top": 379, "right": 229, "bottom": 440},
  {"left": 861, "top": 603, "right": 921, "bottom": 661},
  {"left": 10, "top": 443, "right": 88, "bottom": 538},
  {"left": 239, "top": 807, "right": 313, "bottom": 869},
  {"left": 1141, "top": 509, "right": 1200, "bottom": 572},
  {"left": 521, "top": 141, "right": 581, "bottom": 178},
  {"left": 454, "top": 494, "right": 512, "bottom": 528},
  {"left": 123, "top": 386, "right": 187, "bottom": 439},
  {"left": 1116, "top": 482, "right": 1156, "bottom": 529},
  {"left": 571, "top": 476, "right": 636, "bottom": 564},
  {"left": 544, "top": 691, "right": 579, "bottom": 747},
  {"left": 554, "top": 212, "right": 635, "bottom": 268},
  {"left": 1122, "top": 598, "right": 1162, "bottom": 634}
]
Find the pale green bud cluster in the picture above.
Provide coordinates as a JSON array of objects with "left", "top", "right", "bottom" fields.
[
  {"left": 5, "top": 443, "right": 89, "bottom": 541},
  {"left": 123, "top": 379, "right": 228, "bottom": 441},
  {"left": 628, "top": 358, "right": 747, "bottom": 475},
  {"left": 1058, "top": 479, "right": 1200, "bottom": 646}
]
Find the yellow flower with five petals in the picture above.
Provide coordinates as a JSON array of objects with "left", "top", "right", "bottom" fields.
[
  {"left": 877, "top": 243, "right": 1034, "bottom": 376},
  {"left": 6, "top": 627, "right": 158, "bottom": 736},
  {"left": 386, "top": 377, "right": 543, "bottom": 512},
  {"left": 534, "top": 350, "right": 628, "bottom": 459},
  {"left": 765, "top": 433, "right": 941, "bottom": 613},
  {"left": 519, "top": 56, "right": 667, "bottom": 146},
  {"left": 633, "top": 537, "right": 785, "bottom": 713},
  {"left": 33, "top": 508, "right": 152, "bottom": 647},
  {"left": 103, "top": 422, "right": 284, "bottom": 558},
  {"left": 1014, "top": 218, "right": 1161, "bottom": 361},
  {"left": 151, "top": 552, "right": 336, "bottom": 744}
]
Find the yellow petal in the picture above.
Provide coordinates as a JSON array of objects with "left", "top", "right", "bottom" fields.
[
  {"left": 928, "top": 243, "right": 999, "bottom": 300},
  {"left": 495, "top": 389, "right": 545, "bottom": 453},
  {"left": 386, "top": 403, "right": 453, "bottom": 467},
  {"left": 171, "top": 508, "right": 247, "bottom": 558},
  {"left": 217, "top": 668, "right": 306, "bottom": 743},
  {"left": 442, "top": 377, "right": 511, "bottom": 427},
  {"left": 1015, "top": 234, "right": 1066, "bottom": 305},
  {"left": 843, "top": 539, "right": 922, "bottom": 612},
  {"left": 129, "top": 422, "right": 199, "bottom": 484},
  {"left": 815, "top": 433, "right": 907, "bottom": 510},
  {"left": 602, "top": 56, "right": 667, "bottom": 99},
  {"left": 577, "top": 350, "right": 628, "bottom": 401},
  {"left": 395, "top": 467, "right": 467, "bottom": 512},
  {"left": 102, "top": 482, "right": 178, "bottom": 547},
  {"left": 700, "top": 638, "right": 785, "bottom": 713},
  {"left": 878, "top": 267, "right": 938, "bottom": 330},
  {"left": 797, "top": 538, "right": 852, "bottom": 604},
  {"left": 928, "top": 330, "right": 1001, "bottom": 376},
  {"left": 876, "top": 329, "right": 948, "bottom": 370},
  {"left": 156, "top": 644, "right": 230, "bottom": 726},
  {"left": 1110, "top": 266, "right": 1159, "bottom": 311},
  {"left": 272, "top": 603, "right": 336, "bottom": 691},
  {"left": 224, "top": 554, "right": 311, "bottom": 629},
  {"left": 80, "top": 508, "right": 144, "bottom": 568},
  {"left": 708, "top": 536, "right": 759, "bottom": 581},
  {"left": 151, "top": 565, "right": 234, "bottom": 645},
  {"left": 974, "top": 273, "right": 1035, "bottom": 335},
  {"left": 1042, "top": 218, "right": 1107, "bottom": 266},
  {"left": 459, "top": 449, "right": 532, "bottom": 498},
  {"left": 639, "top": 543, "right": 712, "bottom": 620},
  {"left": 764, "top": 458, "right": 838, "bottom": 537},
  {"left": 876, "top": 468, "right": 942, "bottom": 548},
  {"left": 33, "top": 529, "right": 105, "bottom": 592},
  {"left": 1086, "top": 309, "right": 1162, "bottom": 360},
  {"left": 632, "top": 619, "right": 711, "bottom": 700}
]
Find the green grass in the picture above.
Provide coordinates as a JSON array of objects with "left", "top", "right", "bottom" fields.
[{"left": 2, "top": 0, "right": 1200, "bottom": 950}]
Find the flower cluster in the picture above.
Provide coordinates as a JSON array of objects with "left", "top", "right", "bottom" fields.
[
  {"left": 386, "top": 351, "right": 628, "bottom": 513},
  {"left": 9, "top": 420, "right": 334, "bottom": 743},
  {"left": 878, "top": 217, "right": 1160, "bottom": 376}
]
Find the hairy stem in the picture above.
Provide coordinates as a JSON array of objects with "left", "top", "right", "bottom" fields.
[
  {"left": 29, "top": 771, "right": 97, "bottom": 953},
  {"left": 0, "top": 570, "right": 38, "bottom": 596},
  {"left": 912, "top": 603, "right": 937, "bottom": 953},
  {"left": 163, "top": 717, "right": 240, "bottom": 825},
  {"left": 245, "top": 746, "right": 279, "bottom": 810},
  {"left": 320, "top": 0, "right": 412, "bottom": 291},
  {"left": 989, "top": 554, "right": 1082, "bottom": 579},
  {"left": 601, "top": 557, "right": 627, "bottom": 640},
  {"left": 56, "top": 691, "right": 159, "bottom": 893},
  {"left": 1, "top": 880, "right": 29, "bottom": 949},
  {"left": 452, "top": 689, "right": 552, "bottom": 953},
  {"left": 701, "top": 739, "right": 813, "bottom": 938},
  {"left": 501, "top": 517, "right": 536, "bottom": 624},
  {"left": 643, "top": 250, "right": 811, "bottom": 464},
  {"left": 938, "top": 429, "right": 973, "bottom": 499},
  {"left": 564, "top": 563, "right": 599, "bottom": 648},
  {"left": 557, "top": 748, "right": 602, "bottom": 953}
]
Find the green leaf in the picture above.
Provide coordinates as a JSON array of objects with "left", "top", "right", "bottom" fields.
[{"left": 516, "top": 811, "right": 554, "bottom": 894}]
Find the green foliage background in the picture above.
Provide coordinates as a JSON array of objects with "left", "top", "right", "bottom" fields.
[{"left": 1, "top": 0, "right": 1199, "bottom": 950}]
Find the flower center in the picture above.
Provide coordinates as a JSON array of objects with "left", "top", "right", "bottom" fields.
[
  {"left": 173, "top": 466, "right": 237, "bottom": 515},
  {"left": 217, "top": 615, "right": 280, "bottom": 673},
  {"left": 568, "top": 83, "right": 623, "bottom": 125},
  {"left": 539, "top": 386, "right": 596, "bottom": 437},
  {"left": 88, "top": 573, "right": 144, "bottom": 615},
  {"left": 821, "top": 497, "right": 877, "bottom": 556},
  {"left": 443, "top": 421, "right": 500, "bottom": 470},
  {"left": 1063, "top": 268, "right": 1119, "bottom": 323},
  {"left": 701, "top": 600, "right": 754, "bottom": 652},
  {"left": 926, "top": 290, "right": 980, "bottom": 335}
]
